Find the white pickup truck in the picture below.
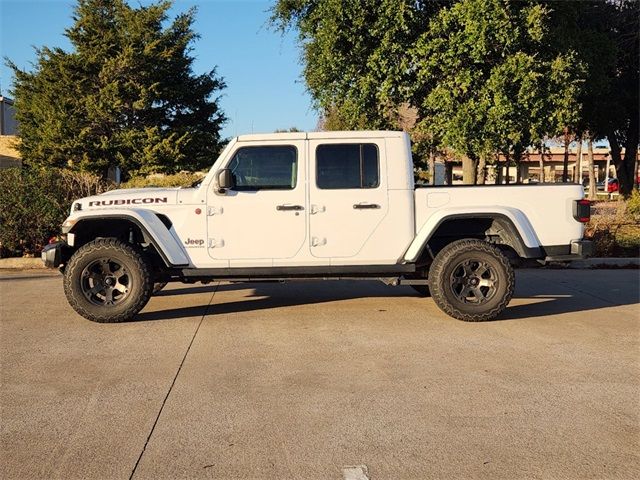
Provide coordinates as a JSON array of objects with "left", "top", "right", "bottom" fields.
[{"left": 43, "top": 131, "right": 592, "bottom": 323}]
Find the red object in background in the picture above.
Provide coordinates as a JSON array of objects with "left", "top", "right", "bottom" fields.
[
  {"left": 48, "top": 236, "right": 58, "bottom": 244},
  {"left": 607, "top": 178, "right": 619, "bottom": 193}
]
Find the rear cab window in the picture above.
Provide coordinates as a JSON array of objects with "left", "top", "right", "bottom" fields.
[{"left": 316, "top": 143, "right": 379, "bottom": 189}]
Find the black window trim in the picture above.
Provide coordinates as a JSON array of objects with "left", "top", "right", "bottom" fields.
[
  {"left": 227, "top": 144, "right": 299, "bottom": 191},
  {"left": 315, "top": 142, "right": 380, "bottom": 190}
]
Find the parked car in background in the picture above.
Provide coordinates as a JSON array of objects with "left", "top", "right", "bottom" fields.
[
  {"left": 604, "top": 178, "right": 619, "bottom": 193},
  {"left": 589, "top": 178, "right": 619, "bottom": 193}
]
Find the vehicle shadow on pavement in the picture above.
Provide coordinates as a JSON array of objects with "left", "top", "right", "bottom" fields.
[
  {"left": 137, "top": 281, "right": 417, "bottom": 322},
  {"left": 135, "top": 277, "right": 639, "bottom": 322},
  {"left": 495, "top": 296, "right": 627, "bottom": 320}
]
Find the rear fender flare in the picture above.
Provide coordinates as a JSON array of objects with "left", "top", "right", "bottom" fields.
[{"left": 404, "top": 207, "right": 542, "bottom": 262}]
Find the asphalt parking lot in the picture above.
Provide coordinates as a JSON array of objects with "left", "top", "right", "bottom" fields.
[{"left": 1, "top": 268, "right": 639, "bottom": 480}]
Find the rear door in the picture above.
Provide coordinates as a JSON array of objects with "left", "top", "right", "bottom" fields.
[{"left": 308, "top": 139, "right": 388, "bottom": 259}]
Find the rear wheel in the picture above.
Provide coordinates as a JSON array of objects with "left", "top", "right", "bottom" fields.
[
  {"left": 428, "top": 239, "right": 514, "bottom": 321},
  {"left": 63, "top": 238, "right": 152, "bottom": 323}
]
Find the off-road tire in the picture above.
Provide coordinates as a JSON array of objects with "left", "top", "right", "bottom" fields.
[
  {"left": 152, "top": 282, "right": 168, "bottom": 295},
  {"left": 63, "top": 238, "right": 152, "bottom": 323},
  {"left": 428, "top": 239, "right": 514, "bottom": 322}
]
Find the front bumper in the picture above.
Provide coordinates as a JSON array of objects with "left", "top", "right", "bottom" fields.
[
  {"left": 544, "top": 240, "right": 594, "bottom": 262},
  {"left": 41, "top": 242, "right": 72, "bottom": 268}
]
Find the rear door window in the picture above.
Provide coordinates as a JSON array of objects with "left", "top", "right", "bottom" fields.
[{"left": 316, "top": 144, "right": 379, "bottom": 189}]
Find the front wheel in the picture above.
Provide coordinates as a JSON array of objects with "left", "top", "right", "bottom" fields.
[
  {"left": 63, "top": 238, "right": 152, "bottom": 323},
  {"left": 428, "top": 239, "right": 514, "bottom": 321}
]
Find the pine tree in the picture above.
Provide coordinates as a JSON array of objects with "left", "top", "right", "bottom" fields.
[{"left": 8, "top": 0, "right": 226, "bottom": 177}]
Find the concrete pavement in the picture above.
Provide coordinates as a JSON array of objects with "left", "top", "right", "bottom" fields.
[{"left": 1, "top": 269, "right": 639, "bottom": 479}]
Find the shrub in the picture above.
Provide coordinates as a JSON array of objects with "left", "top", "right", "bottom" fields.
[
  {"left": 121, "top": 172, "right": 205, "bottom": 189},
  {"left": 626, "top": 189, "right": 640, "bottom": 220},
  {"left": 0, "top": 168, "right": 111, "bottom": 256},
  {"left": 585, "top": 199, "right": 640, "bottom": 257}
]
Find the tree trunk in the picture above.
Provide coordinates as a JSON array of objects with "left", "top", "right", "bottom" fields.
[
  {"left": 428, "top": 148, "right": 436, "bottom": 185},
  {"left": 562, "top": 127, "right": 570, "bottom": 183},
  {"left": 574, "top": 135, "right": 582, "bottom": 183},
  {"left": 462, "top": 156, "right": 478, "bottom": 184},
  {"left": 504, "top": 153, "right": 511, "bottom": 184},
  {"left": 620, "top": 113, "right": 639, "bottom": 196},
  {"left": 587, "top": 135, "right": 596, "bottom": 199},
  {"left": 445, "top": 162, "right": 453, "bottom": 185},
  {"left": 495, "top": 154, "right": 502, "bottom": 184},
  {"left": 539, "top": 148, "right": 545, "bottom": 183},
  {"left": 607, "top": 120, "right": 638, "bottom": 197},
  {"left": 513, "top": 147, "right": 525, "bottom": 184},
  {"left": 477, "top": 154, "right": 486, "bottom": 184}
]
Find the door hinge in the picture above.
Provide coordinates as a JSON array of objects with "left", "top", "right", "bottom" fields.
[
  {"left": 208, "top": 206, "right": 223, "bottom": 216},
  {"left": 310, "top": 204, "right": 326, "bottom": 215},
  {"left": 208, "top": 238, "right": 225, "bottom": 248},
  {"left": 311, "top": 236, "right": 327, "bottom": 247}
]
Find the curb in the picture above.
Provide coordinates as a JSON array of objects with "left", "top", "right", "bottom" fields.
[
  {"left": 546, "top": 257, "right": 640, "bottom": 269},
  {"left": 0, "top": 257, "right": 45, "bottom": 269},
  {"left": 569, "top": 258, "right": 640, "bottom": 269}
]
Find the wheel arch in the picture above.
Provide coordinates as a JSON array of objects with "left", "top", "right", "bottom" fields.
[
  {"left": 404, "top": 208, "right": 543, "bottom": 263},
  {"left": 65, "top": 210, "right": 190, "bottom": 267}
]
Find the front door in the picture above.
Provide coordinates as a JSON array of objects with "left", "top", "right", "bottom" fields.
[
  {"left": 308, "top": 140, "right": 388, "bottom": 259},
  {"left": 207, "top": 141, "right": 306, "bottom": 264}
]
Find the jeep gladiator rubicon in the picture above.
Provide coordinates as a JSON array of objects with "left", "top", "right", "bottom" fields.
[{"left": 43, "top": 131, "right": 592, "bottom": 322}]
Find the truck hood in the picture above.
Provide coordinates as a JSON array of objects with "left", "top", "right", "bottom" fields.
[{"left": 77, "top": 187, "right": 180, "bottom": 209}]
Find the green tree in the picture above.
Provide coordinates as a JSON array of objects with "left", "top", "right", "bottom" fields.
[
  {"left": 8, "top": 0, "right": 226, "bottom": 177},
  {"left": 273, "top": 0, "right": 588, "bottom": 185},
  {"left": 606, "top": 0, "right": 639, "bottom": 196},
  {"left": 577, "top": 0, "right": 638, "bottom": 196},
  {"left": 410, "top": 0, "right": 583, "bottom": 183},
  {"left": 271, "top": 0, "right": 445, "bottom": 130}
]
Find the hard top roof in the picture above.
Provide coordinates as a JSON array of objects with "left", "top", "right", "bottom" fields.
[{"left": 236, "top": 130, "right": 406, "bottom": 142}]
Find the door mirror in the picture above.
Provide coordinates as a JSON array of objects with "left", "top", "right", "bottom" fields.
[{"left": 216, "top": 168, "right": 235, "bottom": 192}]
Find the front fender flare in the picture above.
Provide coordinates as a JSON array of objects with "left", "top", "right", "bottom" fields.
[{"left": 65, "top": 209, "right": 190, "bottom": 267}]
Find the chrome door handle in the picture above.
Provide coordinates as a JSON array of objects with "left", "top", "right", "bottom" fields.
[
  {"left": 353, "top": 203, "right": 380, "bottom": 209},
  {"left": 276, "top": 204, "right": 304, "bottom": 211}
]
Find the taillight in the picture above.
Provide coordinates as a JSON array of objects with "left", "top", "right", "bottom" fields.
[{"left": 573, "top": 199, "right": 591, "bottom": 223}]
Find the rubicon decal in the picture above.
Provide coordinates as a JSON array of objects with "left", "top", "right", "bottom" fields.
[{"left": 88, "top": 197, "right": 168, "bottom": 207}]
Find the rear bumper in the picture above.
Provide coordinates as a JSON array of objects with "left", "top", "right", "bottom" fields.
[
  {"left": 41, "top": 242, "right": 72, "bottom": 268},
  {"left": 544, "top": 240, "right": 594, "bottom": 262}
]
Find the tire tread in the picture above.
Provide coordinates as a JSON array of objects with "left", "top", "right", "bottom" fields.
[
  {"left": 428, "top": 239, "right": 515, "bottom": 322},
  {"left": 63, "top": 238, "right": 152, "bottom": 323}
]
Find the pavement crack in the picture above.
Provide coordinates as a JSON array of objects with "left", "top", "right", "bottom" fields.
[{"left": 128, "top": 283, "right": 219, "bottom": 480}]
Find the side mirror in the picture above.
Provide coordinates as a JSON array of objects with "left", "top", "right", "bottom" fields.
[{"left": 216, "top": 168, "right": 235, "bottom": 193}]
